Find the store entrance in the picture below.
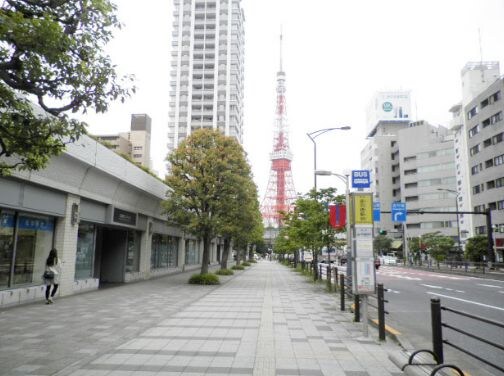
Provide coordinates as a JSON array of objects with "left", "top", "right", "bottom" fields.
[{"left": 95, "top": 227, "right": 127, "bottom": 284}]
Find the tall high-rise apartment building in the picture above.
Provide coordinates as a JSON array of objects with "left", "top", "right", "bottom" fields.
[{"left": 168, "top": 0, "right": 245, "bottom": 152}]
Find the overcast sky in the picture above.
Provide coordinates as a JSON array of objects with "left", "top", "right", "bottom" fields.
[{"left": 79, "top": 0, "right": 504, "bottom": 199}]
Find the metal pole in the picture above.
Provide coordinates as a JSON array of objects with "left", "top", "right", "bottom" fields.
[
  {"left": 334, "top": 267, "right": 338, "bottom": 290},
  {"left": 345, "top": 176, "right": 352, "bottom": 278},
  {"left": 431, "top": 298, "right": 444, "bottom": 364},
  {"left": 340, "top": 274, "right": 345, "bottom": 311},
  {"left": 362, "top": 295, "right": 369, "bottom": 337},
  {"left": 486, "top": 208, "right": 495, "bottom": 265},
  {"left": 377, "top": 284, "right": 386, "bottom": 341},
  {"left": 326, "top": 265, "right": 331, "bottom": 289},
  {"left": 455, "top": 195, "right": 462, "bottom": 253},
  {"left": 307, "top": 133, "right": 317, "bottom": 191},
  {"left": 354, "top": 294, "right": 360, "bottom": 322}
]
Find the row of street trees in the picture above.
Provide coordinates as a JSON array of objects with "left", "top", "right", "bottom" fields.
[
  {"left": 275, "top": 188, "right": 345, "bottom": 277},
  {"left": 164, "top": 129, "right": 263, "bottom": 276},
  {"left": 375, "top": 232, "right": 490, "bottom": 265}
]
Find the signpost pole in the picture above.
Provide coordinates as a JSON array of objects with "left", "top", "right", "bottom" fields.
[{"left": 362, "top": 295, "right": 369, "bottom": 337}]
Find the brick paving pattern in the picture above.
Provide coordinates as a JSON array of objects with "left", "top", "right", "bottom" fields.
[{"left": 0, "top": 262, "right": 402, "bottom": 376}]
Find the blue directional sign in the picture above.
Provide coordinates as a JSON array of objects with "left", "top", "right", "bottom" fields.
[
  {"left": 373, "top": 202, "right": 381, "bottom": 222},
  {"left": 351, "top": 170, "right": 371, "bottom": 189},
  {"left": 391, "top": 202, "right": 407, "bottom": 222}
]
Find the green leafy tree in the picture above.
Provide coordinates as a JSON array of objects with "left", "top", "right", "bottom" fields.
[
  {"left": 422, "top": 232, "right": 454, "bottom": 267},
  {"left": 374, "top": 235, "right": 392, "bottom": 256},
  {"left": 279, "top": 188, "right": 344, "bottom": 278},
  {"left": 164, "top": 129, "right": 254, "bottom": 275},
  {"left": 0, "top": 0, "right": 134, "bottom": 174},
  {"left": 464, "top": 236, "right": 488, "bottom": 262},
  {"left": 218, "top": 175, "right": 263, "bottom": 268}
]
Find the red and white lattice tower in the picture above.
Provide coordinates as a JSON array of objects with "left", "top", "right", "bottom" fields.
[{"left": 260, "top": 34, "right": 297, "bottom": 228}]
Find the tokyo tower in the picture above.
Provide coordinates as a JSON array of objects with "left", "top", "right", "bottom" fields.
[{"left": 260, "top": 34, "right": 297, "bottom": 228}]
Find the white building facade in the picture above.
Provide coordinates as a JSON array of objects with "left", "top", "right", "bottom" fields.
[
  {"left": 168, "top": 0, "right": 245, "bottom": 152},
  {"left": 0, "top": 135, "right": 222, "bottom": 308}
]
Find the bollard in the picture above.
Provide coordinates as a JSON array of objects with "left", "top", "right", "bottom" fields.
[
  {"left": 334, "top": 267, "right": 338, "bottom": 290},
  {"left": 377, "top": 283, "right": 386, "bottom": 341},
  {"left": 431, "top": 298, "right": 444, "bottom": 364},
  {"left": 354, "top": 294, "right": 360, "bottom": 322},
  {"left": 340, "top": 274, "right": 345, "bottom": 311},
  {"left": 326, "top": 265, "right": 331, "bottom": 289},
  {"left": 319, "top": 264, "right": 323, "bottom": 281}
]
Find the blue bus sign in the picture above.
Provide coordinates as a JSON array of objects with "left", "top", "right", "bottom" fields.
[
  {"left": 351, "top": 170, "right": 371, "bottom": 189},
  {"left": 373, "top": 202, "right": 380, "bottom": 222}
]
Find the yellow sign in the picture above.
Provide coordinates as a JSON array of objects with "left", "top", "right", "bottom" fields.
[{"left": 351, "top": 194, "right": 373, "bottom": 225}]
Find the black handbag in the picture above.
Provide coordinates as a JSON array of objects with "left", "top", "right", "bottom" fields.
[{"left": 43, "top": 271, "right": 55, "bottom": 279}]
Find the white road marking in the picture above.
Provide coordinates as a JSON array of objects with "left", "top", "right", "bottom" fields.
[
  {"left": 477, "top": 284, "right": 502, "bottom": 288},
  {"left": 455, "top": 290, "right": 465, "bottom": 293},
  {"left": 426, "top": 292, "right": 504, "bottom": 311},
  {"left": 421, "top": 284, "right": 443, "bottom": 289},
  {"left": 388, "top": 289, "right": 400, "bottom": 294}
]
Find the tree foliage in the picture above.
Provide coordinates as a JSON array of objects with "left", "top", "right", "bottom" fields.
[
  {"left": 0, "top": 0, "right": 134, "bottom": 174},
  {"left": 163, "top": 129, "right": 261, "bottom": 275},
  {"left": 373, "top": 235, "right": 392, "bottom": 256},
  {"left": 277, "top": 188, "right": 344, "bottom": 271},
  {"left": 464, "top": 236, "right": 488, "bottom": 262},
  {"left": 422, "top": 232, "right": 454, "bottom": 265}
]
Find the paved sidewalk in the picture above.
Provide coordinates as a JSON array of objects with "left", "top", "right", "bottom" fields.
[{"left": 0, "top": 262, "right": 402, "bottom": 376}]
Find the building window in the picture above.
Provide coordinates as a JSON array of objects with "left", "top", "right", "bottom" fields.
[
  {"left": 75, "top": 223, "right": 96, "bottom": 280},
  {"left": 468, "top": 125, "right": 480, "bottom": 138},
  {"left": 475, "top": 226, "right": 486, "bottom": 235},
  {"left": 125, "top": 231, "right": 141, "bottom": 273},
  {"left": 133, "top": 146, "right": 143, "bottom": 151},
  {"left": 498, "top": 200, "right": 504, "bottom": 210},
  {"left": 490, "top": 90, "right": 501, "bottom": 103},
  {"left": 496, "top": 177, "right": 504, "bottom": 188},
  {"left": 485, "top": 159, "right": 494, "bottom": 168},
  {"left": 133, "top": 154, "right": 143, "bottom": 158},
  {"left": 495, "top": 154, "right": 504, "bottom": 166},
  {"left": 405, "top": 182, "right": 417, "bottom": 189},
  {"left": 483, "top": 138, "right": 492, "bottom": 147},
  {"left": 151, "top": 234, "right": 179, "bottom": 269},
  {"left": 474, "top": 204, "right": 485, "bottom": 212},
  {"left": 404, "top": 169, "right": 417, "bottom": 175},
  {"left": 493, "top": 132, "right": 503, "bottom": 145},
  {"left": 467, "top": 106, "right": 478, "bottom": 119},
  {"left": 405, "top": 196, "right": 419, "bottom": 202},
  {"left": 0, "top": 211, "right": 55, "bottom": 289},
  {"left": 469, "top": 144, "right": 480, "bottom": 156},
  {"left": 185, "top": 239, "right": 199, "bottom": 265},
  {"left": 404, "top": 156, "right": 416, "bottom": 162},
  {"left": 491, "top": 111, "right": 503, "bottom": 124}
]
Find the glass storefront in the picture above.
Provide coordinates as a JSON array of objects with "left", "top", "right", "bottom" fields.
[
  {"left": 151, "top": 234, "right": 179, "bottom": 269},
  {"left": 0, "top": 210, "right": 54, "bottom": 289},
  {"left": 0, "top": 211, "right": 14, "bottom": 289},
  {"left": 125, "top": 230, "right": 141, "bottom": 273},
  {"left": 185, "top": 239, "right": 199, "bottom": 265},
  {"left": 75, "top": 223, "right": 96, "bottom": 280}
]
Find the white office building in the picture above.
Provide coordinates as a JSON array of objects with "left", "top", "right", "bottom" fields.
[{"left": 168, "top": 0, "right": 245, "bottom": 152}]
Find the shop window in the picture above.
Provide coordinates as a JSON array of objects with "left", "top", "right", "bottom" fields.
[
  {"left": 0, "top": 211, "right": 15, "bottom": 289},
  {"left": 75, "top": 223, "right": 96, "bottom": 280},
  {"left": 14, "top": 214, "right": 54, "bottom": 286},
  {"left": 151, "top": 234, "right": 179, "bottom": 269},
  {"left": 125, "top": 231, "right": 141, "bottom": 273},
  {"left": 185, "top": 239, "right": 199, "bottom": 265}
]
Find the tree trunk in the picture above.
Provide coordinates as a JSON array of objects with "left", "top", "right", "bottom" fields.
[
  {"left": 236, "top": 248, "right": 241, "bottom": 265},
  {"left": 200, "top": 235, "right": 211, "bottom": 274},
  {"left": 221, "top": 236, "right": 231, "bottom": 270},
  {"left": 247, "top": 244, "right": 252, "bottom": 261}
]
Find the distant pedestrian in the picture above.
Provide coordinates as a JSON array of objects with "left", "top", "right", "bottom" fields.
[{"left": 43, "top": 248, "right": 61, "bottom": 304}]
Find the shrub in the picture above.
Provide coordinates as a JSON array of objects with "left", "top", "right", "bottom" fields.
[
  {"left": 188, "top": 273, "right": 220, "bottom": 285},
  {"left": 249, "top": 259, "right": 257, "bottom": 263},
  {"left": 215, "top": 268, "right": 234, "bottom": 276},
  {"left": 241, "top": 261, "right": 251, "bottom": 266},
  {"left": 231, "top": 265, "right": 245, "bottom": 270}
]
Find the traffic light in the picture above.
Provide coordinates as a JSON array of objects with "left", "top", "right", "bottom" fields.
[{"left": 379, "top": 230, "right": 387, "bottom": 235}]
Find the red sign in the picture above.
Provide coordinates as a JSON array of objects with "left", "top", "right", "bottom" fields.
[{"left": 329, "top": 204, "right": 346, "bottom": 230}]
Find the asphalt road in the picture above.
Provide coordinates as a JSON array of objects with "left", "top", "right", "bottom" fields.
[{"left": 376, "top": 265, "right": 504, "bottom": 376}]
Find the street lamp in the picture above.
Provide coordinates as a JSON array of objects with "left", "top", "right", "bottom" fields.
[
  {"left": 307, "top": 127, "right": 351, "bottom": 191},
  {"left": 316, "top": 170, "right": 351, "bottom": 275},
  {"left": 437, "top": 188, "right": 462, "bottom": 253}
]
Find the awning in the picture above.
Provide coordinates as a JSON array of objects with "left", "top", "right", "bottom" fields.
[{"left": 391, "top": 240, "right": 403, "bottom": 249}]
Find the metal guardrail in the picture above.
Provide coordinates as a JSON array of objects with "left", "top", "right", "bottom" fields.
[{"left": 431, "top": 298, "right": 504, "bottom": 374}]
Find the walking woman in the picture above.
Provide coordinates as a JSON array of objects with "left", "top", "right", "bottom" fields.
[{"left": 43, "top": 248, "right": 61, "bottom": 304}]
